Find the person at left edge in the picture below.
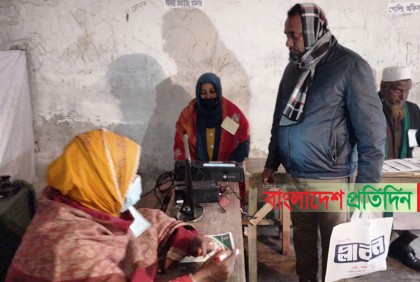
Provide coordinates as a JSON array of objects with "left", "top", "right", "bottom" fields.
[
  {"left": 6, "top": 129, "right": 237, "bottom": 282},
  {"left": 174, "top": 72, "right": 250, "bottom": 162}
]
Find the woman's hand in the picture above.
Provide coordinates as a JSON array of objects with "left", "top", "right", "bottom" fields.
[
  {"left": 191, "top": 249, "right": 237, "bottom": 282},
  {"left": 189, "top": 235, "right": 216, "bottom": 257}
]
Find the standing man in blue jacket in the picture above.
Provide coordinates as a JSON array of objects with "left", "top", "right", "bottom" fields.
[{"left": 262, "top": 3, "right": 386, "bottom": 281}]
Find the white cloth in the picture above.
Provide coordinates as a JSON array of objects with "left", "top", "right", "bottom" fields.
[{"left": 0, "top": 50, "right": 35, "bottom": 183}]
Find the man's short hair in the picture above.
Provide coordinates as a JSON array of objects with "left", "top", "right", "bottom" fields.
[{"left": 287, "top": 4, "right": 302, "bottom": 17}]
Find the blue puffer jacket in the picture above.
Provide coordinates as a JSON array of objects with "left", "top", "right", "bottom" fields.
[{"left": 265, "top": 38, "right": 386, "bottom": 183}]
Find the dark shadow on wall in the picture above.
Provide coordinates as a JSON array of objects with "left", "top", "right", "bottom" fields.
[
  {"left": 107, "top": 54, "right": 162, "bottom": 142},
  {"left": 162, "top": 8, "right": 251, "bottom": 118},
  {"left": 141, "top": 78, "right": 191, "bottom": 188},
  {"left": 106, "top": 8, "right": 253, "bottom": 191},
  {"left": 107, "top": 54, "right": 190, "bottom": 192}
]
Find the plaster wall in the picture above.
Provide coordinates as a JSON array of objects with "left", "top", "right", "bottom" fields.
[{"left": 0, "top": 0, "right": 419, "bottom": 193}]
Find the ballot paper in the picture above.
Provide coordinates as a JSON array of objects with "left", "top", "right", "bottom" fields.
[
  {"left": 180, "top": 232, "right": 235, "bottom": 263},
  {"left": 381, "top": 158, "right": 420, "bottom": 173}
]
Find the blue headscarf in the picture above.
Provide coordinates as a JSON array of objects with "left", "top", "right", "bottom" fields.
[{"left": 195, "top": 73, "right": 223, "bottom": 161}]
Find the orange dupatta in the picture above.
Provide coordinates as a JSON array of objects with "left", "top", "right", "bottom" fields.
[{"left": 46, "top": 128, "right": 140, "bottom": 216}]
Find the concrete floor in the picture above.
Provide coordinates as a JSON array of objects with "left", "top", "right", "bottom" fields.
[{"left": 245, "top": 226, "right": 420, "bottom": 282}]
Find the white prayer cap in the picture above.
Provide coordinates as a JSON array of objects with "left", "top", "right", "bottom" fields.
[{"left": 381, "top": 66, "right": 411, "bottom": 82}]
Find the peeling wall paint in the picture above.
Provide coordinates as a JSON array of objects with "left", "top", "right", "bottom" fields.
[{"left": 1, "top": 0, "right": 420, "bottom": 193}]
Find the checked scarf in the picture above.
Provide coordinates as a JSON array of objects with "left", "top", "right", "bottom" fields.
[{"left": 281, "top": 3, "right": 333, "bottom": 126}]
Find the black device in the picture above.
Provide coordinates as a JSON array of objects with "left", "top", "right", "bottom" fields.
[
  {"left": 175, "top": 179, "right": 220, "bottom": 205},
  {"left": 0, "top": 180, "right": 35, "bottom": 281},
  {"left": 177, "top": 134, "right": 204, "bottom": 222},
  {"left": 174, "top": 160, "right": 244, "bottom": 182},
  {"left": 0, "top": 175, "right": 22, "bottom": 197}
]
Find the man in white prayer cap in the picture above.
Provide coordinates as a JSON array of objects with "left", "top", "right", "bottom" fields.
[
  {"left": 380, "top": 66, "right": 420, "bottom": 159},
  {"left": 379, "top": 65, "right": 420, "bottom": 271}
]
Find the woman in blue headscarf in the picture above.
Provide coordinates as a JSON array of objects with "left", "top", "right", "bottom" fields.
[{"left": 174, "top": 73, "right": 250, "bottom": 162}]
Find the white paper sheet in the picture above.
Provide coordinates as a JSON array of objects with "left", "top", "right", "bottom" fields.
[
  {"left": 381, "top": 158, "right": 420, "bottom": 173},
  {"left": 0, "top": 50, "right": 35, "bottom": 183}
]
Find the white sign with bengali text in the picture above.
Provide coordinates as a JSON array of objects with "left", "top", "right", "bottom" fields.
[
  {"left": 388, "top": 2, "right": 420, "bottom": 14},
  {"left": 164, "top": 0, "right": 203, "bottom": 8}
]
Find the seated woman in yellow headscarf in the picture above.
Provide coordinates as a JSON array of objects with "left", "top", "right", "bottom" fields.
[{"left": 7, "top": 129, "right": 237, "bottom": 282}]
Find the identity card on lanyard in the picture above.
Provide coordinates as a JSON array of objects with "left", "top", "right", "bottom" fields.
[{"left": 128, "top": 206, "right": 151, "bottom": 237}]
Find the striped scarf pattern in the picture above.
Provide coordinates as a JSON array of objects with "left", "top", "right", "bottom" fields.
[{"left": 281, "top": 3, "right": 332, "bottom": 126}]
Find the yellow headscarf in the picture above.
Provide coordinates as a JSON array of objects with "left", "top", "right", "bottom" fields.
[{"left": 46, "top": 129, "right": 140, "bottom": 216}]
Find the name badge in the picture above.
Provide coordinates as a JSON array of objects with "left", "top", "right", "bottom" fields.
[
  {"left": 221, "top": 116, "right": 239, "bottom": 135},
  {"left": 128, "top": 206, "right": 150, "bottom": 237},
  {"left": 408, "top": 129, "right": 418, "bottom": 147}
]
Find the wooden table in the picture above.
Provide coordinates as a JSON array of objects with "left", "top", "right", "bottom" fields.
[
  {"left": 243, "top": 158, "right": 420, "bottom": 282},
  {"left": 244, "top": 158, "right": 292, "bottom": 282},
  {"left": 381, "top": 171, "right": 420, "bottom": 182},
  {"left": 162, "top": 182, "right": 246, "bottom": 282}
]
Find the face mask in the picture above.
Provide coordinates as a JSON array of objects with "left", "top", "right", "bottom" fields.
[
  {"left": 201, "top": 98, "right": 219, "bottom": 110},
  {"left": 121, "top": 175, "right": 142, "bottom": 212}
]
